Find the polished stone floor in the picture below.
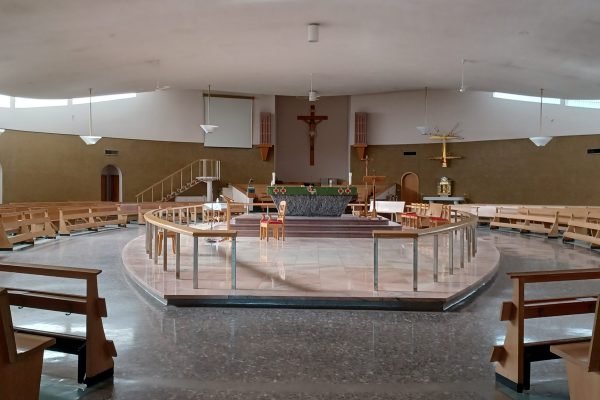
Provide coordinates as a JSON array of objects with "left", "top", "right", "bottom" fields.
[
  {"left": 1, "top": 226, "right": 599, "bottom": 399},
  {"left": 121, "top": 227, "right": 499, "bottom": 307}
]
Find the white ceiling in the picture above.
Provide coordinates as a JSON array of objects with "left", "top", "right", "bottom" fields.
[{"left": 1, "top": 0, "right": 600, "bottom": 99}]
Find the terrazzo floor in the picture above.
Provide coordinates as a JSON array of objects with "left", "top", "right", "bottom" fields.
[{"left": 0, "top": 226, "right": 599, "bottom": 399}]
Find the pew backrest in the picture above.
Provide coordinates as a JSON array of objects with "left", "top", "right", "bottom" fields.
[{"left": 0, "top": 288, "right": 16, "bottom": 363}]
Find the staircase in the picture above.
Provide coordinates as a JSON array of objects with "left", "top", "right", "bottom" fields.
[{"left": 135, "top": 159, "right": 220, "bottom": 202}]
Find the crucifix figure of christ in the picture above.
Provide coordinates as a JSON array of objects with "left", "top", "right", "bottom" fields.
[{"left": 297, "top": 104, "right": 328, "bottom": 166}]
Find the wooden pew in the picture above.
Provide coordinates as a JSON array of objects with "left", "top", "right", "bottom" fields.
[
  {"left": 491, "top": 269, "right": 600, "bottom": 392},
  {"left": 0, "top": 210, "right": 56, "bottom": 250},
  {"left": 550, "top": 298, "right": 600, "bottom": 400},
  {"left": 563, "top": 210, "right": 600, "bottom": 249},
  {"left": 0, "top": 262, "right": 117, "bottom": 385},
  {"left": 58, "top": 206, "right": 126, "bottom": 235},
  {"left": 490, "top": 207, "right": 560, "bottom": 238},
  {"left": 1, "top": 288, "right": 56, "bottom": 400}
]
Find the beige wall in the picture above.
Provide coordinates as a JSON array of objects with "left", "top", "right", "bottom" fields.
[
  {"left": 350, "top": 135, "right": 600, "bottom": 205},
  {"left": 275, "top": 96, "right": 349, "bottom": 183},
  {"left": 0, "top": 130, "right": 273, "bottom": 203}
]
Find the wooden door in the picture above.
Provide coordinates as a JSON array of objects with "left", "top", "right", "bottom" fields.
[
  {"left": 101, "top": 176, "right": 108, "bottom": 201},
  {"left": 400, "top": 172, "right": 420, "bottom": 204},
  {"left": 110, "top": 175, "right": 119, "bottom": 202}
]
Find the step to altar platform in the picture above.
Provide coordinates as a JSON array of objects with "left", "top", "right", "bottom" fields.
[{"left": 230, "top": 214, "right": 403, "bottom": 238}]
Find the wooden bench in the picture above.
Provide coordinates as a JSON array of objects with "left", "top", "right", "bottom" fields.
[
  {"left": 563, "top": 210, "right": 600, "bottom": 249},
  {"left": 550, "top": 298, "right": 600, "bottom": 400},
  {"left": 1, "top": 288, "right": 56, "bottom": 400},
  {"left": 0, "top": 262, "right": 117, "bottom": 385},
  {"left": 58, "top": 206, "right": 126, "bottom": 235},
  {"left": 491, "top": 269, "right": 600, "bottom": 392},
  {"left": 0, "top": 210, "right": 57, "bottom": 250},
  {"left": 490, "top": 207, "right": 560, "bottom": 238}
]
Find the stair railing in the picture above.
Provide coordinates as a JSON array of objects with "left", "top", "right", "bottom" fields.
[{"left": 136, "top": 159, "right": 220, "bottom": 202}]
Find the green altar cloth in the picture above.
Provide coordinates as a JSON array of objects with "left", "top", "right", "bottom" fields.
[{"left": 267, "top": 186, "right": 358, "bottom": 217}]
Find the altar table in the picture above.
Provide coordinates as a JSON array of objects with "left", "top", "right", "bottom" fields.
[{"left": 267, "top": 186, "right": 358, "bottom": 217}]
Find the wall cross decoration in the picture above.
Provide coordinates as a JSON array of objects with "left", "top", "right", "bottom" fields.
[{"left": 297, "top": 104, "right": 328, "bottom": 166}]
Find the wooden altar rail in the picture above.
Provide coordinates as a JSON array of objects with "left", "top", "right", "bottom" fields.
[
  {"left": 491, "top": 269, "right": 600, "bottom": 393},
  {"left": 372, "top": 211, "right": 478, "bottom": 291},
  {"left": 144, "top": 209, "right": 238, "bottom": 289},
  {"left": 0, "top": 262, "right": 117, "bottom": 386}
]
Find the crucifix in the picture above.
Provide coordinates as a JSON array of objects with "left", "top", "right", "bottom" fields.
[{"left": 297, "top": 104, "right": 328, "bottom": 165}]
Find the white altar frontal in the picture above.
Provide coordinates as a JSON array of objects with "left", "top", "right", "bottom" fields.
[{"left": 423, "top": 196, "right": 465, "bottom": 204}]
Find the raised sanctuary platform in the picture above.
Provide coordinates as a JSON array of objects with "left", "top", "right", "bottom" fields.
[{"left": 122, "top": 231, "right": 500, "bottom": 311}]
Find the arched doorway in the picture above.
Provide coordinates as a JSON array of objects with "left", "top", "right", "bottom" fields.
[
  {"left": 101, "top": 165, "right": 122, "bottom": 202},
  {"left": 400, "top": 172, "right": 420, "bottom": 205}
]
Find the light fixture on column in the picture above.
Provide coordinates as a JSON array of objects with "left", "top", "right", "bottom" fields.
[
  {"left": 416, "top": 87, "right": 432, "bottom": 135},
  {"left": 529, "top": 88, "right": 553, "bottom": 147},
  {"left": 80, "top": 88, "right": 102, "bottom": 145},
  {"left": 459, "top": 59, "right": 467, "bottom": 93},
  {"left": 200, "top": 85, "right": 218, "bottom": 134},
  {"left": 308, "top": 23, "right": 319, "bottom": 43}
]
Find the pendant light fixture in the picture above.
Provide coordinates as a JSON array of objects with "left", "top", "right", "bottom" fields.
[
  {"left": 529, "top": 88, "right": 553, "bottom": 147},
  {"left": 417, "top": 87, "right": 432, "bottom": 135},
  {"left": 80, "top": 88, "right": 102, "bottom": 145},
  {"left": 200, "top": 85, "right": 218, "bottom": 134},
  {"left": 459, "top": 59, "right": 467, "bottom": 93}
]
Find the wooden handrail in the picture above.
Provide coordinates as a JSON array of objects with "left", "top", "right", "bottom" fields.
[
  {"left": 144, "top": 211, "right": 237, "bottom": 238},
  {"left": 507, "top": 269, "right": 600, "bottom": 283},
  {"left": 0, "top": 262, "right": 101, "bottom": 279}
]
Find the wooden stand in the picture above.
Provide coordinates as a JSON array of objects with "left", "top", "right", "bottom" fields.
[{"left": 363, "top": 176, "right": 385, "bottom": 219}]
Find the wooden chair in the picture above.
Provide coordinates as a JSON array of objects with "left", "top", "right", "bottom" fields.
[
  {"left": 157, "top": 229, "right": 176, "bottom": 256},
  {"left": 550, "top": 297, "right": 600, "bottom": 400},
  {"left": 430, "top": 204, "right": 451, "bottom": 227},
  {"left": 259, "top": 201, "right": 286, "bottom": 241},
  {"left": 1, "top": 288, "right": 56, "bottom": 400}
]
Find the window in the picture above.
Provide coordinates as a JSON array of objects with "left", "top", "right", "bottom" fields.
[
  {"left": 565, "top": 99, "right": 600, "bottom": 109},
  {"left": 72, "top": 93, "right": 136, "bottom": 105},
  {"left": 15, "top": 97, "right": 68, "bottom": 108},
  {"left": 493, "top": 92, "right": 561, "bottom": 105},
  {"left": 0, "top": 94, "right": 10, "bottom": 108}
]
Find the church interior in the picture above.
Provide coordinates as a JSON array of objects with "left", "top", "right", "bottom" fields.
[{"left": 0, "top": 1, "right": 599, "bottom": 399}]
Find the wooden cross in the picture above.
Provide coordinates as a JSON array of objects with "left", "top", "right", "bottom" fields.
[{"left": 297, "top": 104, "right": 328, "bottom": 166}]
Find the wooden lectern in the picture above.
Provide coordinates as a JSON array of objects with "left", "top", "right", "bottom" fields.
[{"left": 363, "top": 176, "right": 385, "bottom": 218}]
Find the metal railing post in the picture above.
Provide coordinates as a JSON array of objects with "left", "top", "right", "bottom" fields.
[
  {"left": 176, "top": 233, "right": 181, "bottom": 279},
  {"left": 161, "top": 230, "right": 167, "bottom": 270},
  {"left": 153, "top": 225, "right": 159, "bottom": 264},
  {"left": 467, "top": 226, "right": 472, "bottom": 263},
  {"left": 231, "top": 237, "right": 237, "bottom": 289},
  {"left": 473, "top": 225, "right": 478, "bottom": 256},
  {"left": 373, "top": 237, "right": 379, "bottom": 291},
  {"left": 460, "top": 228, "right": 465, "bottom": 268},
  {"left": 193, "top": 237, "right": 199, "bottom": 289},
  {"left": 412, "top": 238, "right": 418, "bottom": 291},
  {"left": 448, "top": 232, "right": 454, "bottom": 275},
  {"left": 433, "top": 235, "right": 438, "bottom": 283}
]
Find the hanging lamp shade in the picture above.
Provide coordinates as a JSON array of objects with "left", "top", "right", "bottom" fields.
[
  {"left": 529, "top": 88, "right": 552, "bottom": 147},
  {"left": 529, "top": 136, "right": 553, "bottom": 147},
  {"left": 201, "top": 84, "right": 218, "bottom": 134},
  {"left": 80, "top": 88, "right": 102, "bottom": 145}
]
